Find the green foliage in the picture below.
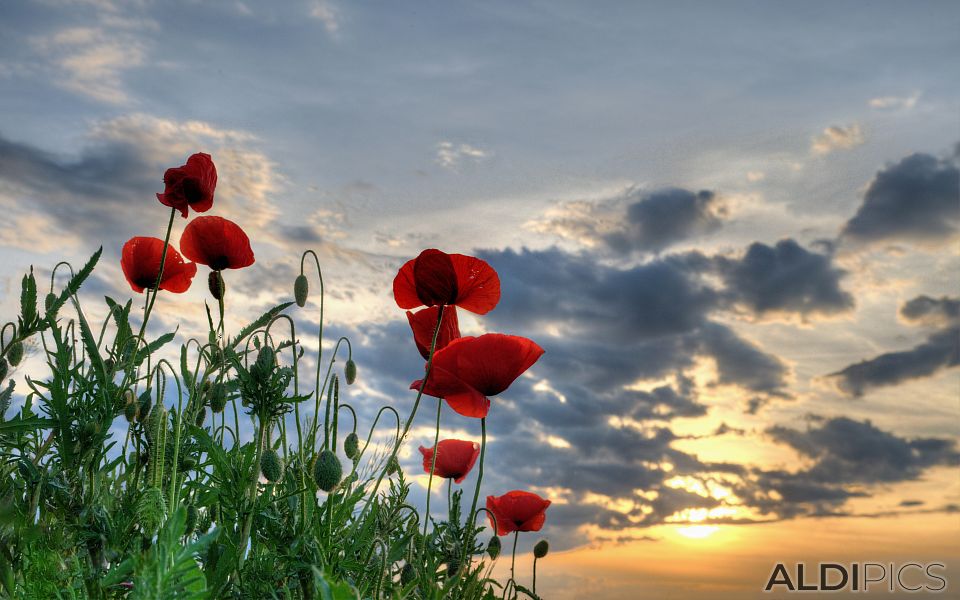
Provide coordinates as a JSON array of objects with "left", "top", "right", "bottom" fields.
[{"left": 0, "top": 251, "right": 519, "bottom": 600}]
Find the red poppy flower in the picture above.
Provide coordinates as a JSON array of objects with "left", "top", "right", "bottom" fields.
[
  {"left": 486, "top": 490, "right": 551, "bottom": 535},
  {"left": 393, "top": 249, "right": 500, "bottom": 314},
  {"left": 411, "top": 334, "right": 544, "bottom": 418},
  {"left": 121, "top": 237, "right": 197, "bottom": 294},
  {"left": 156, "top": 153, "right": 218, "bottom": 218},
  {"left": 418, "top": 439, "right": 480, "bottom": 484},
  {"left": 407, "top": 305, "right": 461, "bottom": 359},
  {"left": 180, "top": 216, "right": 255, "bottom": 271}
]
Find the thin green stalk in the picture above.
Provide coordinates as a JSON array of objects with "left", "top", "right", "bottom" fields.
[
  {"left": 422, "top": 398, "right": 443, "bottom": 546},
  {"left": 510, "top": 531, "right": 519, "bottom": 584}
]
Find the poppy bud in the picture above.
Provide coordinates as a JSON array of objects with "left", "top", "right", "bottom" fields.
[
  {"left": 400, "top": 562, "right": 415, "bottom": 586},
  {"left": 209, "top": 504, "right": 219, "bottom": 523},
  {"left": 136, "top": 487, "right": 167, "bottom": 534},
  {"left": 196, "top": 510, "right": 212, "bottom": 534},
  {"left": 124, "top": 400, "right": 139, "bottom": 423},
  {"left": 446, "top": 557, "right": 460, "bottom": 577},
  {"left": 294, "top": 274, "right": 309, "bottom": 307},
  {"left": 343, "top": 432, "right": 360, "bottom": 460},
  {"left": 486, "top": 536, "right": 501, "bottom": 560},
  {"left": 103, "top": 358, "right": 114, "bottom": 373},
  {"left": 313, "top": 449, "right": 342, "bottom": 492},
  {"left": 207, "top": 271, "right": 225, "bottom": 300},
  {"left": 0, "top": 359, "right": 7, "bottom": 381},
  {"left": 7, "top": 343, "right": 23, "bottom": 367},
  {"left": 344, "top": 359, "right": 357, "bottom": 385},
  {"left": 194, "top": 406, "right": 206, "bottom": 427},
  {"left": 209, "top": 383, "right": 227, "bottom": 413},
  {"left": 255, "top": 347, "right": 275, "bottom": 375},
  {"left": 533, "top": 539, "right": 549, "bottom": 559},
  {"left": 386, "top": 455, "right": 401, "bottom": 476},
  {"left": 45, "top": 292, "right": 57, "bottom": 313},
  {"left": 184, "top": 504, "right": 198, "bottom": 536},
  {"left": 260, "top": 448, "right": 284, "bottom": 483},
  {"left": 137, "top": 390, "right": 152, "bottom": 423}
]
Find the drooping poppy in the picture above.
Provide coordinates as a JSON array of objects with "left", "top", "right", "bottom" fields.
[
  {"left": 179, "top": 216, "right": 255, "bottom": 271},
  {"left": 156, "top": 153, "right": 218, "bottom": 218},
  {"left": 419, "top": 439, "right": 480, "bottom": 484},
  {"left": 393, "top": 249, "right": 500, "bottom": 315},
  {"left": 120, "top": 237, "right": 197, "bottom": 294},
  {"left": 407, "top": 305, "right": 461, "bottom": 359},
  {"left": 411, "top": 334, "right": 544, "bottom": 418},
  {"left": 486, "top": 490, "right": 551, "bottom": 535}
]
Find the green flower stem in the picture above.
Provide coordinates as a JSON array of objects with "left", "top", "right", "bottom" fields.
[
  {"left": 422, "top": 398, "right": 443, "bottom": 547},
  {"left": 533, "top": 556, "right": 539, "bottom": 595},
  {"left": 352, "top": 304, "right": 445, "bottom": 531},
  {"left": 135, "top": 207, "right": 176, "bottom": 349},
  {"left": 467, "top": 416, "right": 487, "bottom": 566},
  {"left": 510, "top": 531, "right": 519, "bottom": 585}
]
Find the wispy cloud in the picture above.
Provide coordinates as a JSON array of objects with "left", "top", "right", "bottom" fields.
[
  {"left": 309, "top": 0, "right": 340, "bottom": 34},
  {"left": 869, "top": 92, "right": 921, "bottom": 110},
  {"left": 435, "top": 141, "right": 490, "bottom": 169},
  {"left": 811, "top": 123, "right": 864, "bottom": 156}
]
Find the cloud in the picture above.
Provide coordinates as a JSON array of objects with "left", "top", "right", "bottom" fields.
[
  {"left": 841, "top": 152, "right": 960, "bottom": 246},
  {"left": 900, "top": 295, "right": 960, "bottom": 328},
  {"left": 869, "top": 92, "right": 920, "bottom": 110},
  {"left": 712, "top": 239, "right": 854, "bottom": 320},
  {"left": 529, "top": 187, "right": 727, "bottom": 254},
  {"left": 811, "top": 124, "right": 864, "bottom": 156},
  {"left": 308, "top": 0, "right": 340, "bottom": 34},
  {"left": 828, "top": 327, "right": 959, "bottom": 396},
  {"left": 435, "top": 141, "right": 490, "bottom": 169}
]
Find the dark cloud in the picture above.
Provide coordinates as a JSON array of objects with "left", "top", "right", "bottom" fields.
[
  {"left": 604, "top": 188, "right": 724, "bottom": 254},
  {"left": 841, "top": 152, "right": 960, "bottom": 245},
  {"left": 713, "top": 239, "right": 854, "bottom": 319},
  {"left": 900, "top": 295, "right": 960, "bottom": 327},
  {"left": 829, "top": 327, "right": 959, "bottom": 396}
]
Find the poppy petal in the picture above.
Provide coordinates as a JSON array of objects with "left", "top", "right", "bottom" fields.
[
  {"left": 180, "top": 216, "right": 255, "bottom": 270},
  {"left": 156, "top": 153, "right": 217, "bottom": 218},
  {"left": 419, "top": 439, "right": 480, "bottom": 483},
  {"left": 450, "top": 253, "right": 500, "bottom": 314},
  {"left": 121, "top": 237, "right": 197, "bottom": 294},
  {"left": 393, "top": 258, "right": 420, "bottom": 309},
  {"left": 486, "top": 490, "right": 551, "bottom": 535},
  {"left": 432, "top": 334, "right": 544, "bottom": 397},
  {"left": 406, "top": 305, "right": 461, "bottom": 359}
]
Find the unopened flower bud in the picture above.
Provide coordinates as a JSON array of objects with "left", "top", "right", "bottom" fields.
[
  {"left": 209, "top": 383, "right": 227, "bottom": 413},
  {"left": 343, "top": 432, "right": 360, "bottom": 460},
  {"left": 124, "top": 400, "right": 139, "bottom": 423},
  {"left": 255, "top": 347, "right": 275, "bottom": 374},
  {"left": 207, "top": 271, "right": 225, "bottom": 300},
  {"left": 400, "top": 562, "right": 415, "bottom": 586},
  {"left": 260, "top": 448, "right": 284, "bottom": 483},
  {"left": 386, "top": 455, "right": 401, "bottom": 476},
  {"left": 194, "top": 406, "right": 206, "bottom": 427},
  {"left": 184, "top": 504, "right": 198, "bottom": 536},
  {"left": 313, "top": 449, "right": 342, "bottom": 492},
  {"left": 344, "top": 359, "right": 357, "bottom": 385},
  {"left": 45, "top": 292, "right": 57, "bottom": 313},
  {"left": 0, "top": 359, "right": 7, "bottom": 381},
  {"left": 487, "top": 536, "right": 501, "bottom": 560},
  {"left": 533, "top": 539, "right": 549, "bottom": 559},
  {"left": 7, "top": 342, "right": 24, "bottom": 367},
  {"left": 294, "top": 274, "right": 309, "bottom": 308},
  {"left": 137, "top": 390, "right": 152, "bottom": 423}
]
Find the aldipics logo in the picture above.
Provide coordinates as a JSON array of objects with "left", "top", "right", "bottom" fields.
[{"left": 764, "top": 563, "right": 948, "bottom": 593}]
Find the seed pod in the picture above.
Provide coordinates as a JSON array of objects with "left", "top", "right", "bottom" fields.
[
  {"left": 209, "top": 383, "right": 227, "bottom": 413},
  {"left": 7, "top": 342, "right": 24, "bottom": 367},
  {"left": 487, "top": 536, "right": 501, "bottom": 560},
  {"left": 207, "top": 271, "right": 225, "bottom": 300},
  {"left": 137, "top": 390, "right": 152, "bottom": 423},
  {"left": 0, "top": 359, "right": 7, "bottom": 381},
  {"left": 313, "top": 449, "right": 342, "bottom": 492},
  {"left": 533, "top": 539, "right": 549, "bottom": 559},
  {"left": 194, "top": 406, "right": 206, "bottom": 427},
  {"left": 344, "top": 359, "right": 357, "bottom": 385},
  {"left": 400, "top": 562, "right": 416, "bottom": 586},
  {"left": 343, "top": 432, "right": 360, "bottom": 460},
  {"left": 184, "top": 504, "right": 198, "bottom": 536},
  {"left": 260, "top": 448, "right": 284, "bottom": 483},
  {"left": 45, "top": 292, "right": 57, "bottom": 313},
  {"left": 294, "top": 274, "right": 309, "bottom": 308}
]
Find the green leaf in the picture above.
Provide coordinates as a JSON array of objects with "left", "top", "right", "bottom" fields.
[
  {"left": 228, "top": 302, "right": 293, "bottom": 349},
  {"left": 20, "top": 267, "right": 38, "bottom": 329},
  {"left": 46, "top": 246, "right": 102, "bottom": 319},
  {"left": 135, "top": 332, "right": 176, "bottom": 367},
  {"left": 0, "top": 415, "right": 52, "bottom": 436}
]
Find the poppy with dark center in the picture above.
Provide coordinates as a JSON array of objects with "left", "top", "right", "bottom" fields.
[
  {"left": 411, "top": 333, "right": 544, "bottom": 418},
  {"left": 393, "top": 249, "right": 500, "bottom": 314},
  {"left": 407, "top": 305, "right": 461, "bottom": 359},
  {"left": 486, "top": 490, "right": 551, "bottom": 535},
  {"left": 120, "top": 237, "right": 197, "bottom": 293},
  {"left": 156, "top": 153, "right": 218, "bottom": 218},
  {"left": 418, "top": 439, "right": 481, "bottom": 484},
  {"left": 180, "top": 216, "right": 255, "bottom": 271}
]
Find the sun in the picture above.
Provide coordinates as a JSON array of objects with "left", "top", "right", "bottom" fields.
[{"left": 676, "top": 525, "right": 720, "bottom": 539}]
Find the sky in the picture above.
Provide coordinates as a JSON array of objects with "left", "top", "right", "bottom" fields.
[{"left": 1, "top": 1, "right": 959, "bottom": 598}]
